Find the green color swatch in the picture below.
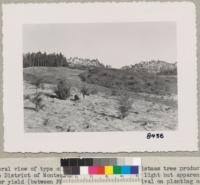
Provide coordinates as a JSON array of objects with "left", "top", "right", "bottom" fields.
[{"left": 113, "top": 166, "right": 122, "bottom": 174}]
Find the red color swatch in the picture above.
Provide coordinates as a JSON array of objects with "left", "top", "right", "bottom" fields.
[{"left": 96, "top": 166, "right": 105, "bottom": 174}]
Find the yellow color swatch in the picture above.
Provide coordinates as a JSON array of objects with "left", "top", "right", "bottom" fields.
[{"left": 105, "top": 166, "right": 113, "bottom": 174}]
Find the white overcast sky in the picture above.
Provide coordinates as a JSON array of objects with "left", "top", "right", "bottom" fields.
[{"left": 23, "top": 22, "right": 176, "bottom": 68}]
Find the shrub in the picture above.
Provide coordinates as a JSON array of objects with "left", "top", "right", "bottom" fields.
[
  {"left": 29, "top": 77, "right": 45, "bottom": 112},
  {"left": 31, "top": 92, "right": 45, "bottom": 112},
  {"left": 79, "top": 73, "right": 86, "bottom": 82},
  {"left": 80, "top": 85, "right": 90, "bottom": 98},
  {"left": 118, "top": 91, "right": 132, "bottom": 119},
  {"left": 54, "top": 79, "right": 71, "bottom": 100}
]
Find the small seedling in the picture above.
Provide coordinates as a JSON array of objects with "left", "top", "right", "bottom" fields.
[
  {"left": 118, "top": 91, "right": 133, "bottom": 119},
  {"left": 80, "top": 85, "right": 90, "bottom": 98}
]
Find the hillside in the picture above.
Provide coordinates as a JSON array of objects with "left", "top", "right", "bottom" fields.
[
  {"left": 79, "top": 67, "right": 177, "bottom": 95},
  {"left": 23, "top": 67, "right": 177, "bottom": 132},
  {"left": 23, "top": 67, "right": 84, "bottom": 86},
  {"left": 121, "top": 60, "right": 177, "bottom": 75},
  {"left": 23, "top": 67, "right": 109, "bottom": 95}
]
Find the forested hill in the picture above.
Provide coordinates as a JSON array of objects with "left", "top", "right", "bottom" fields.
[
  {"left": 23, "top": 52, "right": 68, "bottom": 67},
  {"left": 23, "top": 52, "right": 104, "bottom": 68}
]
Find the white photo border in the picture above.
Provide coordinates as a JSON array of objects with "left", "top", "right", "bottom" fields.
[{"left": 3, "top": 2, "right": 198, "bottom": 152}]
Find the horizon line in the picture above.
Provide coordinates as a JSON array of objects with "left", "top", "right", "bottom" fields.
[{"left": 23, "top": 51, "right": 177, "bottom": 68}]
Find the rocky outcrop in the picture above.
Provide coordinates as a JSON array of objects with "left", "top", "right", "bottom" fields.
[
  {"left": 67, "top": 57, "right": 104, "bottom": 68},
  {"left": 121, "top": 60, "right": 177, "bottom": 74}
]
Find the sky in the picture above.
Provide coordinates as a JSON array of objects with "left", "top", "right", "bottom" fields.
[{"left": 23, "top": 22, "right": 176, "bottom": 68}]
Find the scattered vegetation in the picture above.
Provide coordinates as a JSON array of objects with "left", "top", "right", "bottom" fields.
[
  {"left": 118, "top": 91, "right": 133, "bottom": 119},
  {"left": 54, "top": 79, "right": 71, "bottom": 100},
  {"left": 79, "top": 68, "right": 176, "bottom": 95}
]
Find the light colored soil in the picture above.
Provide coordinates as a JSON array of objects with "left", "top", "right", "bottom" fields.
[{"left": 24, "top": 81, "right": 177, "bottom": 132}]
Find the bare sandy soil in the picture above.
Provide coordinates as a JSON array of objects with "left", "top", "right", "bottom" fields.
[{"left": 24, "top": 74, "right": 177, "bottom": 132}]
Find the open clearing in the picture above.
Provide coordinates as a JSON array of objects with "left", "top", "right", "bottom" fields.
[{"left": 24, "top": 67, "right": 177, "bottom": 132}]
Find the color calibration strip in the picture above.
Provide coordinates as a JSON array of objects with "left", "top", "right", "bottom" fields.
[{"left": 61, "top": 158, "right": 140, "bottom": 175}]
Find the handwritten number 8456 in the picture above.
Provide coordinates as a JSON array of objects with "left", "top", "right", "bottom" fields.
[{"left": 146, "top": 133, "right": 164, "bottom": 139}]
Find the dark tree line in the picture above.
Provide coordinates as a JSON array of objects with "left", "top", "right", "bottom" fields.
[{"left": 23, "top": 52, "right": 68, "bottom": 68}]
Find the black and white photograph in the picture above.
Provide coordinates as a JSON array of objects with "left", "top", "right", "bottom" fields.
[
  {"left": 3, "top": 2, "right": 197, "bottom": 152},
  {"left": 23, "top": 22, "right": 177, "bottom": 132}
]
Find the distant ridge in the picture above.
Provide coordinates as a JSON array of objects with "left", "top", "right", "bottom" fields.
[{"left": 121, "top": 60, "right": 177, "bottom": 74}]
